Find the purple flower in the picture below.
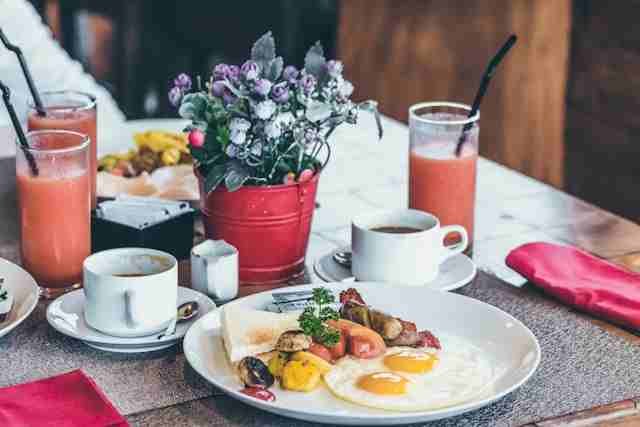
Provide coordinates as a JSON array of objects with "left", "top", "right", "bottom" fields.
[
  {"left": 241, "top": 60, "right": 260, "bottom": 81},
  {"left": 325, "top": 60, "right": 344, "bottom": 78},
  {"left": 222, "top": 89, "right": 236, "bottom": 104},
  {"left": 211, "top": 80, "right": 226, "bottom": 97},
  {"left": 227, "top": 65, "right": 240, "bottom": 81},
  {"left": 254, "top": 78, "right": 272, "bottom": 97},
  {"left": 271, "top": 82, "right": 289, "bottom": 103},
  {"left": 213, "top": 63, "right": 230, "bottom": 80},
  {"left": 299, "top": 74, "right": 317, "bottom": 95},
  {"left": 282, "top": 65, "right": 299, "bottom": 82},
  {"left": 173, "top": 73, "right": 192, "bottom": 91},
  {"left": 168, "top": 86, "right": 182, "bottom": 107}
]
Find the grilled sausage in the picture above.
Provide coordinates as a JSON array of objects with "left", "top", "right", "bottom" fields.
[
  {"left": 385, "top": 319, "right": 420, "bottom": 347},
  {"left": 369, "top": 309, "right": 403, "bottom": 340}
]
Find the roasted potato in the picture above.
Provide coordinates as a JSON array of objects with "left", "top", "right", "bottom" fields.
[
  {"left": 280, "top": 360, "right": 321, "bottom": 392},
  {"left": 291, "top": 351, "right": 332, "bottom": 375},
  {"left": 267, "top": 352, "right": 289, "bottom": 378}
]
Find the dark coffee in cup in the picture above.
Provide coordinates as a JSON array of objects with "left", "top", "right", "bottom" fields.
[{"left": 370, "top": 226, "right": 423, "bottom": 234}]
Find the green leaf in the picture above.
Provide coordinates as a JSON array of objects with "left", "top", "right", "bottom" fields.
[
  {"left": 178, "top": 93, "right": 209, "bottom": 122},
  {"left": 216, "top": 127, "right": 230, "bottom": 152},
  {"left": 265, "top": 57, "right": 284, "bottom": 82},
  {"left": 304, "top": 41, "right": 327, "bottom": 80},
  {"left": 251, "top": 31, "right": 276, "bottom": 71},
  {"left": 225, "top": 162, "right": 250, "bottom": 191},
  {"left": 204, "top": 163, "right": 229, "bottom": 194}
]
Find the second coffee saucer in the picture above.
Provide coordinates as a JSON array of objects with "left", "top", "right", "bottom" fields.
[
  {"left": 46, "top": 287, "right": 215, "bottom": 353},
  {"left": 313, "top": 247, "right": 476, "bottom": 291}
]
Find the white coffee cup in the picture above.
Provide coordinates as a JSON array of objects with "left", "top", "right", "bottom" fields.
[
  {"left": 83, "top": 248, "right": 178, "bottom": 337},
  {"left": 191, "top": 240, "right": 239, "bottom": 301},
  {"left": 352, "top": 209, "right": 468, "bottom": 286}
]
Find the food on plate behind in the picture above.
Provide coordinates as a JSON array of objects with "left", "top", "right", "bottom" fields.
[{"left": 98, "top": 131, "right": 191, "bottom": 177}]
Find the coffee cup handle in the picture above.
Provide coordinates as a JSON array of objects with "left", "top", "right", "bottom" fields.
[
  {"left": 439, "top": 225, "right": 469, "bottom": 261},
  {"left": 124, "top": 289, "right": 142, "bottom": 328}
]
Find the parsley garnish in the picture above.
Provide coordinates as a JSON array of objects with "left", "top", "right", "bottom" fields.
[{"left": 298, "top": 288, "right": 340, "bottom": 347}]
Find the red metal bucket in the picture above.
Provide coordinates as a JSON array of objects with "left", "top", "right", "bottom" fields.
[{"left": 198, "top": 172, "right": 319, "bottom": 285}]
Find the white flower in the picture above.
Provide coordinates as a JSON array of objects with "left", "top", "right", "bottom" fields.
[
  {"left": 230, "top": 117, "right": 251, "bottom": 132},
  {"left": 264, "top": 120, "right": 282, "bottom": 140},
  {"left": 250, "top": 142, "right": 263, "bottom": 156},
  {"left": 339, "top": 80, "right": 354, "bottom": 98},
  {"left": 275, "top": 112, "right": 295, "bottom": 128},
  {"left": 254, "top": 100, "right": 276, "bottom": 120},
  {"left": 230, "top": 129, "right": 247, "bottom": 145},
  {"left": 225, "top": 144, "right": 238, "bottom": 158}
]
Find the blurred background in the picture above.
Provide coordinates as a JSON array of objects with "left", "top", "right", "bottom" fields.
[{"left": 28, "top": 0, "right": 639, "bottom": 223}]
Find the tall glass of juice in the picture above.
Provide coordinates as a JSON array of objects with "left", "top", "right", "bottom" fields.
[
  {"left": 16, "top": 130, "right": 91, "bottom": 298},
  {"left": 27, "top": 91, "right": 97, "bottom": 208},
  {"left": 408, "top": 102, "right": 480, "bottom": 250}
]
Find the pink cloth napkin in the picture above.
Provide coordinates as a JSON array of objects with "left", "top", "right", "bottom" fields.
[
  {"left": 0, "top": 370, "right": 128, "bottom": 427},
  {"left": 506, "top": 242, "right": 640, "bottom": 330}
]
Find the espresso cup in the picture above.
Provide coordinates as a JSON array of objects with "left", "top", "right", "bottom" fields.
[
  {"left": 352, "top": 209, "right": 468, "bottom": 286},
  {"left": 83, "top": 248, "right": 178, "bottom": 337}
]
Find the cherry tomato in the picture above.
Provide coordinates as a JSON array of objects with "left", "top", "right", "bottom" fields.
[
  {"left": 327, "top": 331, "right": 346, "bottom": 359},
  {"left": 308, "top": 342, "right": 333, "bottom": 362},
  {"left": 328, "top": 319, "right": 386, "bottom": 359}
]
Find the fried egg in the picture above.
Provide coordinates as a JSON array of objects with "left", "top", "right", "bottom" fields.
[{"left": 323, "top": 336, "right": 494, "bottom": 412}]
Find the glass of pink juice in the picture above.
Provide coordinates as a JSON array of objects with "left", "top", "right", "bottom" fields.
[
  {"left": 408, "top": 102, "right": 479, "bottom": 250},
  {"left": 27, "top": 91, "right": 97, "bottom": 208},
  {"left": 16, "top": 130, "right": 91, "bottom": 299}
]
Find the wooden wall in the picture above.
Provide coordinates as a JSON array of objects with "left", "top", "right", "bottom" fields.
[
  {"left": 337, "top": 0, "right": 571, "bottom": 188},
  {"left": 566, "top": 1, "right": 640, "bottom": 221}
]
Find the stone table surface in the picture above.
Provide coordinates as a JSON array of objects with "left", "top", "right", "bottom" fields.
[{"left": 4, "top": 116, "right": 640, "bottom": 426}]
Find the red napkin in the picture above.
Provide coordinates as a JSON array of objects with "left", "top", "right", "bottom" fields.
[
  {"left": 506, "top": 242, "right": 640, "bottom": 330},
  {"left": 0, "top": 370, "right": 128, "bottom": 427}
]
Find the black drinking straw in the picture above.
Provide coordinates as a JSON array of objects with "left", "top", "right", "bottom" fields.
[
  {"left": 0, "top": 27, "right": 46, "bottom": 116},
  {"left": 0, "top": 81, "right": 39, "bottom": 176},
  {"left": 455, "top": 35, "right": 517, "bottom": 156}
]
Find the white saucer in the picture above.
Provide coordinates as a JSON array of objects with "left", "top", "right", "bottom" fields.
[
  {"left": 46, "top": 286, "right": 215, "bottom": 353},
  {"left": 313, "top": 247, "right": 476, "bottom": 291},
  {"left": 0, "top": 258, "right": 39, "bottom": 339}
]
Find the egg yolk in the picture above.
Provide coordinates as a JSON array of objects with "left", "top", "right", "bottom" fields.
[
  {"left": 356, "top": 372, "right": 408, "bottom": 395},
  {"left": 384, "top": 351, "right": 438, "bottom": 374}
]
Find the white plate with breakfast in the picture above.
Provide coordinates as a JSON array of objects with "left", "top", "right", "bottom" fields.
[
  {"left": 314, "top": 247, "right": 476, "bottom": 291},
  {"left": 97, "top": 119, "right": 198, "bottom": 201},
  {"left": 183, "top": 282, "right": 540, "bottom": 425},
  {"left": 47, "top": 286, "right": 215, "bottom": 353},
  {"left": 0, "top": 258, "right": 39, "bottom": 339}
]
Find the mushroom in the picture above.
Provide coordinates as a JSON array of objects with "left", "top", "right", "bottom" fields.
[
  {"left": 275, "top": 330, "right": 312, "bottom": 352},
  {"left": 238, "top": 356, "right": 274, "bottom": 389}
]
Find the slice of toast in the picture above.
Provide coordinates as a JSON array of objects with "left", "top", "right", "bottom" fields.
[{"left": 220, "top": 304, "right": 301, "bottom": 364}]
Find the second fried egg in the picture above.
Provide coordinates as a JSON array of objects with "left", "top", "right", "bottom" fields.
[{"left": 323, "top": 336, "right": 493, "bottom": 412}]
